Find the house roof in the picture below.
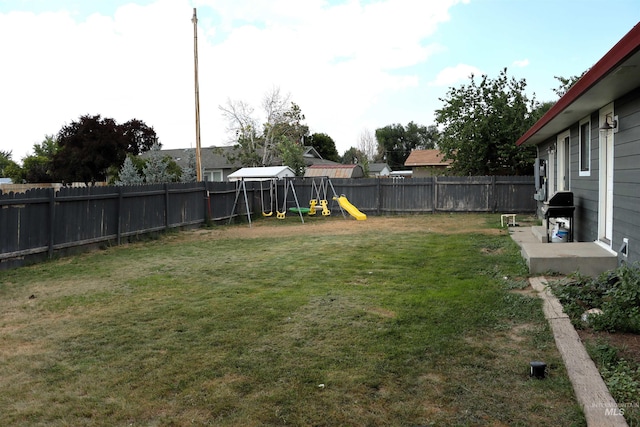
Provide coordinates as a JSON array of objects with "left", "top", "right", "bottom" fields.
[
  {"left": 369, "top": 163, "right": 391, "bottom": 173},
  {"left": 517, "top": 23, "right": 640, "bottom": 146},
  {"left": 154, "top": 145, "right": 336, "bottom": 169},
  {"left": 227, "top": 166, "right": 295, "bottom": 181},
  {"left": 404, "top": 149, "right": 452, "bottom": 167},
  {"left": 146, "top": 146, "right": 243, "bottom": 169},
  {"left": 304, "top": 164, "right": 364, "bottom": 178}
]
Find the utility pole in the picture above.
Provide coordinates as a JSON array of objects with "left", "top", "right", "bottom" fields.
[{"left": 192, "top": 8, "right": 202, "bottom": 181}]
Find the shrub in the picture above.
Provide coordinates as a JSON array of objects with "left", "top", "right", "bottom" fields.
[{"left": 550, "top": 263, "right": 640, "bottom": 333}]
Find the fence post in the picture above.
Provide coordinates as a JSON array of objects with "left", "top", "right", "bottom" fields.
[
  {"left": 117, "top": 186, "right": 123, "bottom": 246},
  {"left": 432, "top": 176, "right": 437, "bottom": 213},
  {"left": 491, "top": 175, "right": 496, "bottom": 213},
  {"left": 204, "top": 182, "right": 211, "bottom": 225},
  {"left": 48, "top": 188, "right": 55, "bottom": 259},
  {"left": 164, "top": 183, "right": 170, "bottom": 230},
  {"left": 377, "top": 178, "right": 382, "bottom": 215}
]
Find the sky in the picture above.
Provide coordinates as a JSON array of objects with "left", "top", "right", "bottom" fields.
[{"left": 1, "top": 0, "right": 639, "bottom": 164}]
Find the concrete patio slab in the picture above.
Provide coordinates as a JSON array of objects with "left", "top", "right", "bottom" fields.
[{"left": 509, "top": 226, "right": 618, "bottom": 277}]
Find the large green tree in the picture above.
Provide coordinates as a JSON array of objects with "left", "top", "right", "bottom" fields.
[
  {"left": 374, "top": 121, "right": 436, "bottom": 170},
  {"left": 308, "top": 133, "right": 339, "bottom": 162},
  {"left": 277, "top": 138, "right": 306, "bottom": 176},
  {"left": 0, "top": 150, "right": 19, "bottom": 179},
  {"left": 434, "top": 68, "right": 541, "bottom": 176},
  {"left": 19, "top": 135, "right": 59, "bottom": 183},
  {"left": 52, "top": 115, "right": 157, "bottom": 185}
]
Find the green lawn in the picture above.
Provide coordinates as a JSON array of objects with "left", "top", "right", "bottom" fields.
[{"left": 0, "top": 214, "right": 584, "bottom": 426}]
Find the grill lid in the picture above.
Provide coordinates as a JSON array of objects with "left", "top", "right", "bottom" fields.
[{"left": 547, "top": 191, "right": 573, "bottom": 207}]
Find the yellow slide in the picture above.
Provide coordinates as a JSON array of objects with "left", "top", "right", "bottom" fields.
[{"left": 335, "top": 196, "right": 367, "bottom": 220}]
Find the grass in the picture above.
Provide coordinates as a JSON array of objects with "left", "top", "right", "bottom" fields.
[{"left": 0, "top": 214, "right": 584, "bottom": 426}]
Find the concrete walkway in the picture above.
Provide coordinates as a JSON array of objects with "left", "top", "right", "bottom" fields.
[{"left": 529, "top": 277, "right": 627, "bottom": 427}]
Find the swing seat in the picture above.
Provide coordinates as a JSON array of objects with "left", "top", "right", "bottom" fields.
[
  {"left": 262, "top": 211, "right": 273, "bottom": 217},
  {"left": 320, "top": 200, "right": 330, "bottom": 216},
  {"left": 276, "top": 211, "right": 286, "bottom": 219}
]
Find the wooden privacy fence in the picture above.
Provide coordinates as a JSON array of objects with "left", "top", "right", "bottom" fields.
[{"left": 0, "top": 176, "right": 535, "bottom": 268}]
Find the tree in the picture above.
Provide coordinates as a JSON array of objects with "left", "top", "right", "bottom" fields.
[
  {"left": 262, "top": 91, "right": 309, "bottom": 166},
  {"left": 0, "top": 150, "right": 18, "bottom": 177},
  {"left": 220, "top": 88, "right": 310, "bottom": 167},
  {"left": 52, "top": 115, "right": 158, "bottom": 185},
  {"left": 374, "top": 121, "right": 433, "bottom": 170},
  {"left": 119, "top": 119, "right": 158, "bottom": 155},
  {"left": 357, "top": 129, "right": 377, "bottom": 161},
  {"left": 116, "top": 156, "right": 143, "bottom": 185},
  {"left": 277, "top": 138, "right": 305, "bottom": 176},
  {"left": 180, "top": 149, "right": 197, "bottom": 183},
  {"left": 143, "top": 143, "right": 175, "bottom": 184},
  {"left": 434, "top": 68, "right": 540, "bottom": 176},
  {"left": 553, "top": 70, "right": 588, "bottom": 98},
  {"left": 20, "top": 135, "right": 59, "bottom": 183},
  {"left": 219, "top": 99, "right": 261, "bottom": 166},
  {"left": 341, "top": 147, "right": 369, "bottom": 176},
  {"left": 341, "top": 146, "right": 365, "bottom": 164},
  {"left": 308, "top": 133, "right": 339, "bottom": 162}
]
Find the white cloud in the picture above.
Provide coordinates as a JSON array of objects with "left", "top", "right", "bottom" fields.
[
  {"left": 1, "top": 0, "right": 467, "bottom": 162},
  {"left": 429, "top": 64, "right": 482, "bottom": 87},
  {"left": 512, "top": 58, "right": 530, "bottom": 67}
]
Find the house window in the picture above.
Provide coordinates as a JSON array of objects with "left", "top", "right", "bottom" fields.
[
  {"left": 579, "top": 118, "right": 590, "bottom": 176},
  {"left": 203, "top": 170, "right": 223, "bottom": 182}
]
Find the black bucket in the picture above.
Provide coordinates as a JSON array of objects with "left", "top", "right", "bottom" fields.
[{"left": 530, "top": 361, "right": 546, "bottom": 379}]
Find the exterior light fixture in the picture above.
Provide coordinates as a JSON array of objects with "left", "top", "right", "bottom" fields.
[{"left": 599, "top": 115, "right": 619, "bottom": 133}]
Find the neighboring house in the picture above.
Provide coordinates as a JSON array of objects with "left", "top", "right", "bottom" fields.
[
  {"left": 404, "top": 149, "right": 452, "bottom": 177},
  {"left": 304, "top": 164, "right": 365, "bottom": 179},
  {"left": 145, "top": 146, "right": 242, "bottom": 182},
  {"left": 154, "top": 146, "right": 337, "bottom": 182},
  {"left": 302, "top": 146, "right": 338, "bottom": 167},
  {"left": 369, "top": 163, "right": 391, "bottom": 177},
  {"left": 516, "top": 23, "right": 640, "bottom": 263}
]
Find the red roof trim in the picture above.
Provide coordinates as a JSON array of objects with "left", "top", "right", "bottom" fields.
[{"left": 517, "top": 23, "right": 640, "bottom": 146}]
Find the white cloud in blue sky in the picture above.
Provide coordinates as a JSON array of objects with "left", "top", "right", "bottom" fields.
[{"left": 1, "top": 0, "right": 639, "bottom": 163}]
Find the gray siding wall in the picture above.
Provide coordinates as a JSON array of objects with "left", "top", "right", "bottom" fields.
[
  {"left": 570, "top": 114, "right": 599, "bottom": 242},
  {"left": 612, "top": 87, "right": 640, "bottom": 263},
  {"left": 534, "top": 87, "right": 640, "bottom": 264}
]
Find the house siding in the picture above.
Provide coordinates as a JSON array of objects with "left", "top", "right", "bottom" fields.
[
  {"left": 571, "top": 115, "right": 600, "bottom": 242},
  {"left": 537, "top": 133, "right": 599, "bottom": 242},
  {"left": 612, "top": 87, "right": 640, "bottom": 263},
  {"left": 534, "top": 87, "right": 640, "bottom": 264}
]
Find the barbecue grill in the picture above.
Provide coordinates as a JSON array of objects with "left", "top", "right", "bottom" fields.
[{"left": 542, "top": 191, "right": 575, "bottom": 243}]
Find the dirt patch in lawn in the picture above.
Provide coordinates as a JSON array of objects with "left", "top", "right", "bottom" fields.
[{"left": 190, "top": 214, "right": 504, "bottom": 241}]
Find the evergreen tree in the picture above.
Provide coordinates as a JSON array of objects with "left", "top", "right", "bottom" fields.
[
  {"left": 116, "top": 156, "right": 143, "bottom": 185},
  {"left": 143, "top": 143, "right": 174, "bottom": 184},
  {"left": 181, "top": 149, "right": 197, "bottom": 183}
]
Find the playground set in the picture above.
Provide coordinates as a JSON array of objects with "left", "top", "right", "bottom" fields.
[{"left": 228, "top": 167, "right": 366, "bottom": 227}]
